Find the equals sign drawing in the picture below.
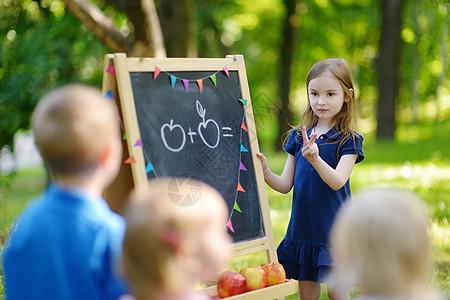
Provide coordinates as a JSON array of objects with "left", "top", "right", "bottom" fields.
[{"left": 222, "top": 127, "right": 233, "bottom": 138}]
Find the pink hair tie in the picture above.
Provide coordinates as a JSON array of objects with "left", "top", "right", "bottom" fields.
[{"left": 157, "top": 228, "right": 183, "bottom": 249}]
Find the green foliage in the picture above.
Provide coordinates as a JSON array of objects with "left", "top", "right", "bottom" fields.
[{"left": 0, "top": 0, "right": 108, "bottom": 149}]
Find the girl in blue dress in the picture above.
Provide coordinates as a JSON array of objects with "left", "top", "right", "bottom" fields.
[{"left": 257, "top": 58, "right": 364, "bottom": 300}]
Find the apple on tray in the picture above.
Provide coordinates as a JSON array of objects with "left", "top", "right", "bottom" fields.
[
  {"left": 239, "top": 266, "right": 267, "bottom": 291},
  {"left": 261, "top": 262, "right": 286, "bottom": 286},
  {"left": 217, "top": 270, "right": 247, "bottom": 298}
]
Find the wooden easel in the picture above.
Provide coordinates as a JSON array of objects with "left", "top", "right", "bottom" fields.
[{"left": 102, "top": 53, "right": 297, "bottom": 299}]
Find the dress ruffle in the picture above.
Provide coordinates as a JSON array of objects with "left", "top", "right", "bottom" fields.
[{"left": 277, "top": 239, "right": 335, "bottom": 268}]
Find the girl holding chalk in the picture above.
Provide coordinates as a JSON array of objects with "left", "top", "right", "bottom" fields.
[{"left": 257, "top": 58, "right": 364, "bottom": 300}]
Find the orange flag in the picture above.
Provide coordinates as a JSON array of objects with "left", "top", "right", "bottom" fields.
[
  {"left": 237, "top": 182, "right": 246, "bottom": 192},
  {"left": 196, "top": 79, "right": 203, "bottom": 92}
]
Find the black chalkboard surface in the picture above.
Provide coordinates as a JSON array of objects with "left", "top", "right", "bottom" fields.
[{"left": 129, "top": 70, "right": 264, "bottom": 243}]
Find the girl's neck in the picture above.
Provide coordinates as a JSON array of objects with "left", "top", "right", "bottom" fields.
[{"left": 314, "top": 120, "right": 336, "bottom": 136}]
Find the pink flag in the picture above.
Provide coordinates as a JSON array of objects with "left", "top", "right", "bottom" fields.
[
  {"left": 222, "top": 65, "right": 229, "bottom": 77},
  {"left": 106, "top": 64, "right": 115, "bottom": 74},
  {"left": 227, "top": 219, "right": 235, "bottom": 233}
]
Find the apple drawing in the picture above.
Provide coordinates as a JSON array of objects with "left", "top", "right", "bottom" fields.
[
  {"left": 239, "top": 266, "right": 267, "bottom": 291},
  {"left": 217, "top": 270, "right": 247, "bottom": 298},
  {"left": 261, "top": 262, "right": 286, "bottom": 286},
  {"left": 160, "top": 119, "right": 186, "bottom": 152},
  {"left": 196, "top": 100, "right": 220, "bottom": 149}
]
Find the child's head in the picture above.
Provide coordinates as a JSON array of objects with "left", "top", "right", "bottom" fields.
[
  {"left": 121, "top": 178, "right": 232, "bottom": 300},
  {"left": 301, "top": 58, "right": 356, "bottom": 132},
  {"left": 330, "top": 187, "right": 432, "bottom": 298},
  {"left": 32, "top": 84, "right": 122, "bottom": 183}
]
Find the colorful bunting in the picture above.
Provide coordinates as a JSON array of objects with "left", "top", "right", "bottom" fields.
[
  {"left": 170, "top": 75, "right": 177, "bottom": 88},
  {"left": 123, "top": 132, "right": 127, "bottom": 140},
  {"left": 233, "top": 202, "right": 242, "bottom": 213},
  {"left": 240, "top": 144, "right": 248, "bottom": 152},
  {"left": 239, "top": 162, "right": 247, "bottom": 171},
  {"left": 227, "top": 219, "right": 235, "bottom": 233},
  {"left": 196, "top": 79, "right": 203, "bottom": 93},
  {"left": 154, "top": 66, "right": 160, "bottom": 79},
  {"left": 238, "top": 99, "right": 248, "bottom": 106},
  {"left": 124, "top": 156, "right": 136, "bottom": 164},
  {"left": 240, "top": 121, "right": 248, "bottom": 132},
  {"left": 104, "top": 90, "right": 114, "bottom": 99},
  {"left": 222, "top": 65, "right": 229, "bottom": 77},
  {"left": 146, "top": 162, "right": 154, "bottom": 173},
  {"left": 106, "top": 64, "right": 115, "bottom": 74},
  {"left": 182, "top": 79, "right": 189, "bottom": 93},
  {"left": 210, "top": 74, "right": 217, "bottom": 87},
  {"left": 133, "top": 139, "right": 143, "bottom": 147},
  {"left": 237, "top": 182, "right": 246, "bottom": 192}
]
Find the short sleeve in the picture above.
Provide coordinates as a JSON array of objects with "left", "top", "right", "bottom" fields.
[
  {"left": 284, "top": 129, "right": 299, "bottom": 156},
  {"left": 340, "top": 133, "right": 364, "bottom": 163}
]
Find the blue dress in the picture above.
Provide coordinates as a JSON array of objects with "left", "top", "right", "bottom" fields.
[
  {"left": 277, "top": 126, "right": 364, "bottom": 283},
  {"left": 2, "top": 183, "right": 129, "bottom": 300}
]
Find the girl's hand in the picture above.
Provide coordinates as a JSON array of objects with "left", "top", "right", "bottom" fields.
[
  {"left": 256, "top": 152, "right": 268, "bottom": 172},
  {"left": 301, "top": 126, "right": 319, "bottom": 163}
]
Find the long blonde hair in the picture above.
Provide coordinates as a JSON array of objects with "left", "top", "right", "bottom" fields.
[{"left": 294, "top": 58, "right": 359, "bottom": 147}]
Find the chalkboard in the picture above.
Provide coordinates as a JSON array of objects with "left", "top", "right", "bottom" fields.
[
  {"left": 103, "top": 54, "right": 298, "bottom": 300},
  {"left": 129, "top": 70, "right": 264, "bottom": 243}
]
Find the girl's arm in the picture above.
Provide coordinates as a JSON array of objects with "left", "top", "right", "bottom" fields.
[
  {"left": 256, "top": 153, "right": 295, "bottom": 194},
  {"left": 301, "top": 126, "right": 357, "bottom": 191}
]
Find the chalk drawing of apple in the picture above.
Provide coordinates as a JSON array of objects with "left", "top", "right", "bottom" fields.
[
  {"left": 196, "top": 100, "right": 220, "bottom": 149},
  {"left": 160, "top": 119, "right": 186, "bottom": 152}
]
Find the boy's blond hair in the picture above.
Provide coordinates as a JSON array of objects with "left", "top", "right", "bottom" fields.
[
  {"left": 121, "top": 178, "right": 230, "bottom": 300},
  {"left": 330, "top": 187, "right": 433, "bottom": 298},
  {"left": 32, "top": 84, "right": 119, "bottom": 176}
]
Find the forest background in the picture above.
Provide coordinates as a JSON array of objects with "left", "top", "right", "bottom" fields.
[{"left": 0, "top": 0, "right": 449, "bottom": 298}]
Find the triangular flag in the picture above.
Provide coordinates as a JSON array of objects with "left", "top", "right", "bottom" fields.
[
  {"left": 210, "top": 74, "right": 217, "bottom": 87},
  {"left": 233, "top": 202, "right": 242, "bottom": 213},
  {"left": 182, "top": 79, "right": 189, "bottom": 92},
  {"left": 106, "top": 64, "right": 115, "bottom": 73},
  {"left": 117, "top": 115, "right": 122, "bottom": 122},
  {"left": 238, "top": 99, "right": 247, "bottom": 106},
  {"left": 139, "top": 57, "right": 146, "bottom": 61},
  {"left": 227, "top": 219, "right": 235, "bottom": 233},
  {"left": 154, "top": 66, "right": 160, "bottom": 79},
  {"left": 170, "top": 75, "right": 177, "bottom": 88},
  {"left": 124, "top": 156, "right": 136, "bottom": 164},
  {"left": 237, "top": 182, "right": 246, "bottom": 192},
  {"left": 239, "top": 162, "right": 247, "bottom": 171},
  {"left": 123, "top": 132, "right": 127, "bottom": 140},
  {"left": 240, "top": 144, "right": 248, "bottom": 152},
  {"left": 145, "top": 162, "right": 154, "bottom": 173},
  {"left": 133, "top": 139, "right": 143, "bottom": 147},
  {"left": 196, "top": 79, "right": 203, "bottom": 93},
  {"left": 240, "top": 121, "right": 248, "bottom": 132},
  {"left": 222, "top": 65, "right": 229, "bottom": 77},
  {"left": 104, "top": 90, "right": 114, "bottom": 99}
]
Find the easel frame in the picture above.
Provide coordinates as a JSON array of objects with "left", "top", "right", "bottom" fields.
[{"left": 102, "top": 53, "right": 297, "bottom": 299}]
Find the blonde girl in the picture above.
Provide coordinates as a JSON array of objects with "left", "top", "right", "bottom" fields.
[
  {"left": 121, "top": 178, "right": 231, "bottom": 300},
  {"left": 329, "top": 187, "right": 437, "bottom": 300},
  {"left": 257, "top": 58, "right": 364, "bottom": 300}
]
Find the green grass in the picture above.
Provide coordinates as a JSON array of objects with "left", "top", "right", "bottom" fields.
[{"left": 1, "top": 120, "right": 449, "bottom": 299}]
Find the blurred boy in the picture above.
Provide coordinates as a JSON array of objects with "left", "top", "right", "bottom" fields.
[{"left": 1, "top": 84, "right": 128, "bottom": 299}]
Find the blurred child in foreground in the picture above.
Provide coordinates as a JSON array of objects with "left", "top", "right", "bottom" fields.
[
  {"left": 2, "top": 84, "right": 129, "bottom": 299},
  {"left": 329, "top": 187, "right": 440, "bottom": 300},
  {"left": 121, "top": 178, "right": 232, "bottom": 300}
]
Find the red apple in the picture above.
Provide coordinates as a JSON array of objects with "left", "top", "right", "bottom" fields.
[
  {"left": 217, "top": 270, "right": 247, "bottom": 298},
  {"left": 261, "top": 262, "right": 286, "bottom": 286},
  {"left": 239, "top": 266, "right": 267, "bottom": 291}
]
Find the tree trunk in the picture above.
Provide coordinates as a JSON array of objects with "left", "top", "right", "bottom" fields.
[
  {"left": 375, "top": 0, "right": 404, "bottom": 140},
  {"left": 63, "top": 0, "right": 166, "bottom": 57},
  {"left": 159, "top": 0, "right": 197, "bottom": 57},
  {"left": 276, "top": 0, "right": 297, "bottom": 150}
]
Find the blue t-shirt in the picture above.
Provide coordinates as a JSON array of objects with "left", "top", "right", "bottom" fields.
[
  {"left": 1, "top": 183, "right": 129, "bottom": 300},
  {"left": 277, "top": 126, "right": 364, "bottom": 271}
]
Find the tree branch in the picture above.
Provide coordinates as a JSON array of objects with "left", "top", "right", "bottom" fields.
[
  {"left": 61, "top": 0, "right": 133, "bottom": 54},
  {"left": 141, "top": 0, "right": 167, "bottom": 58}
]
